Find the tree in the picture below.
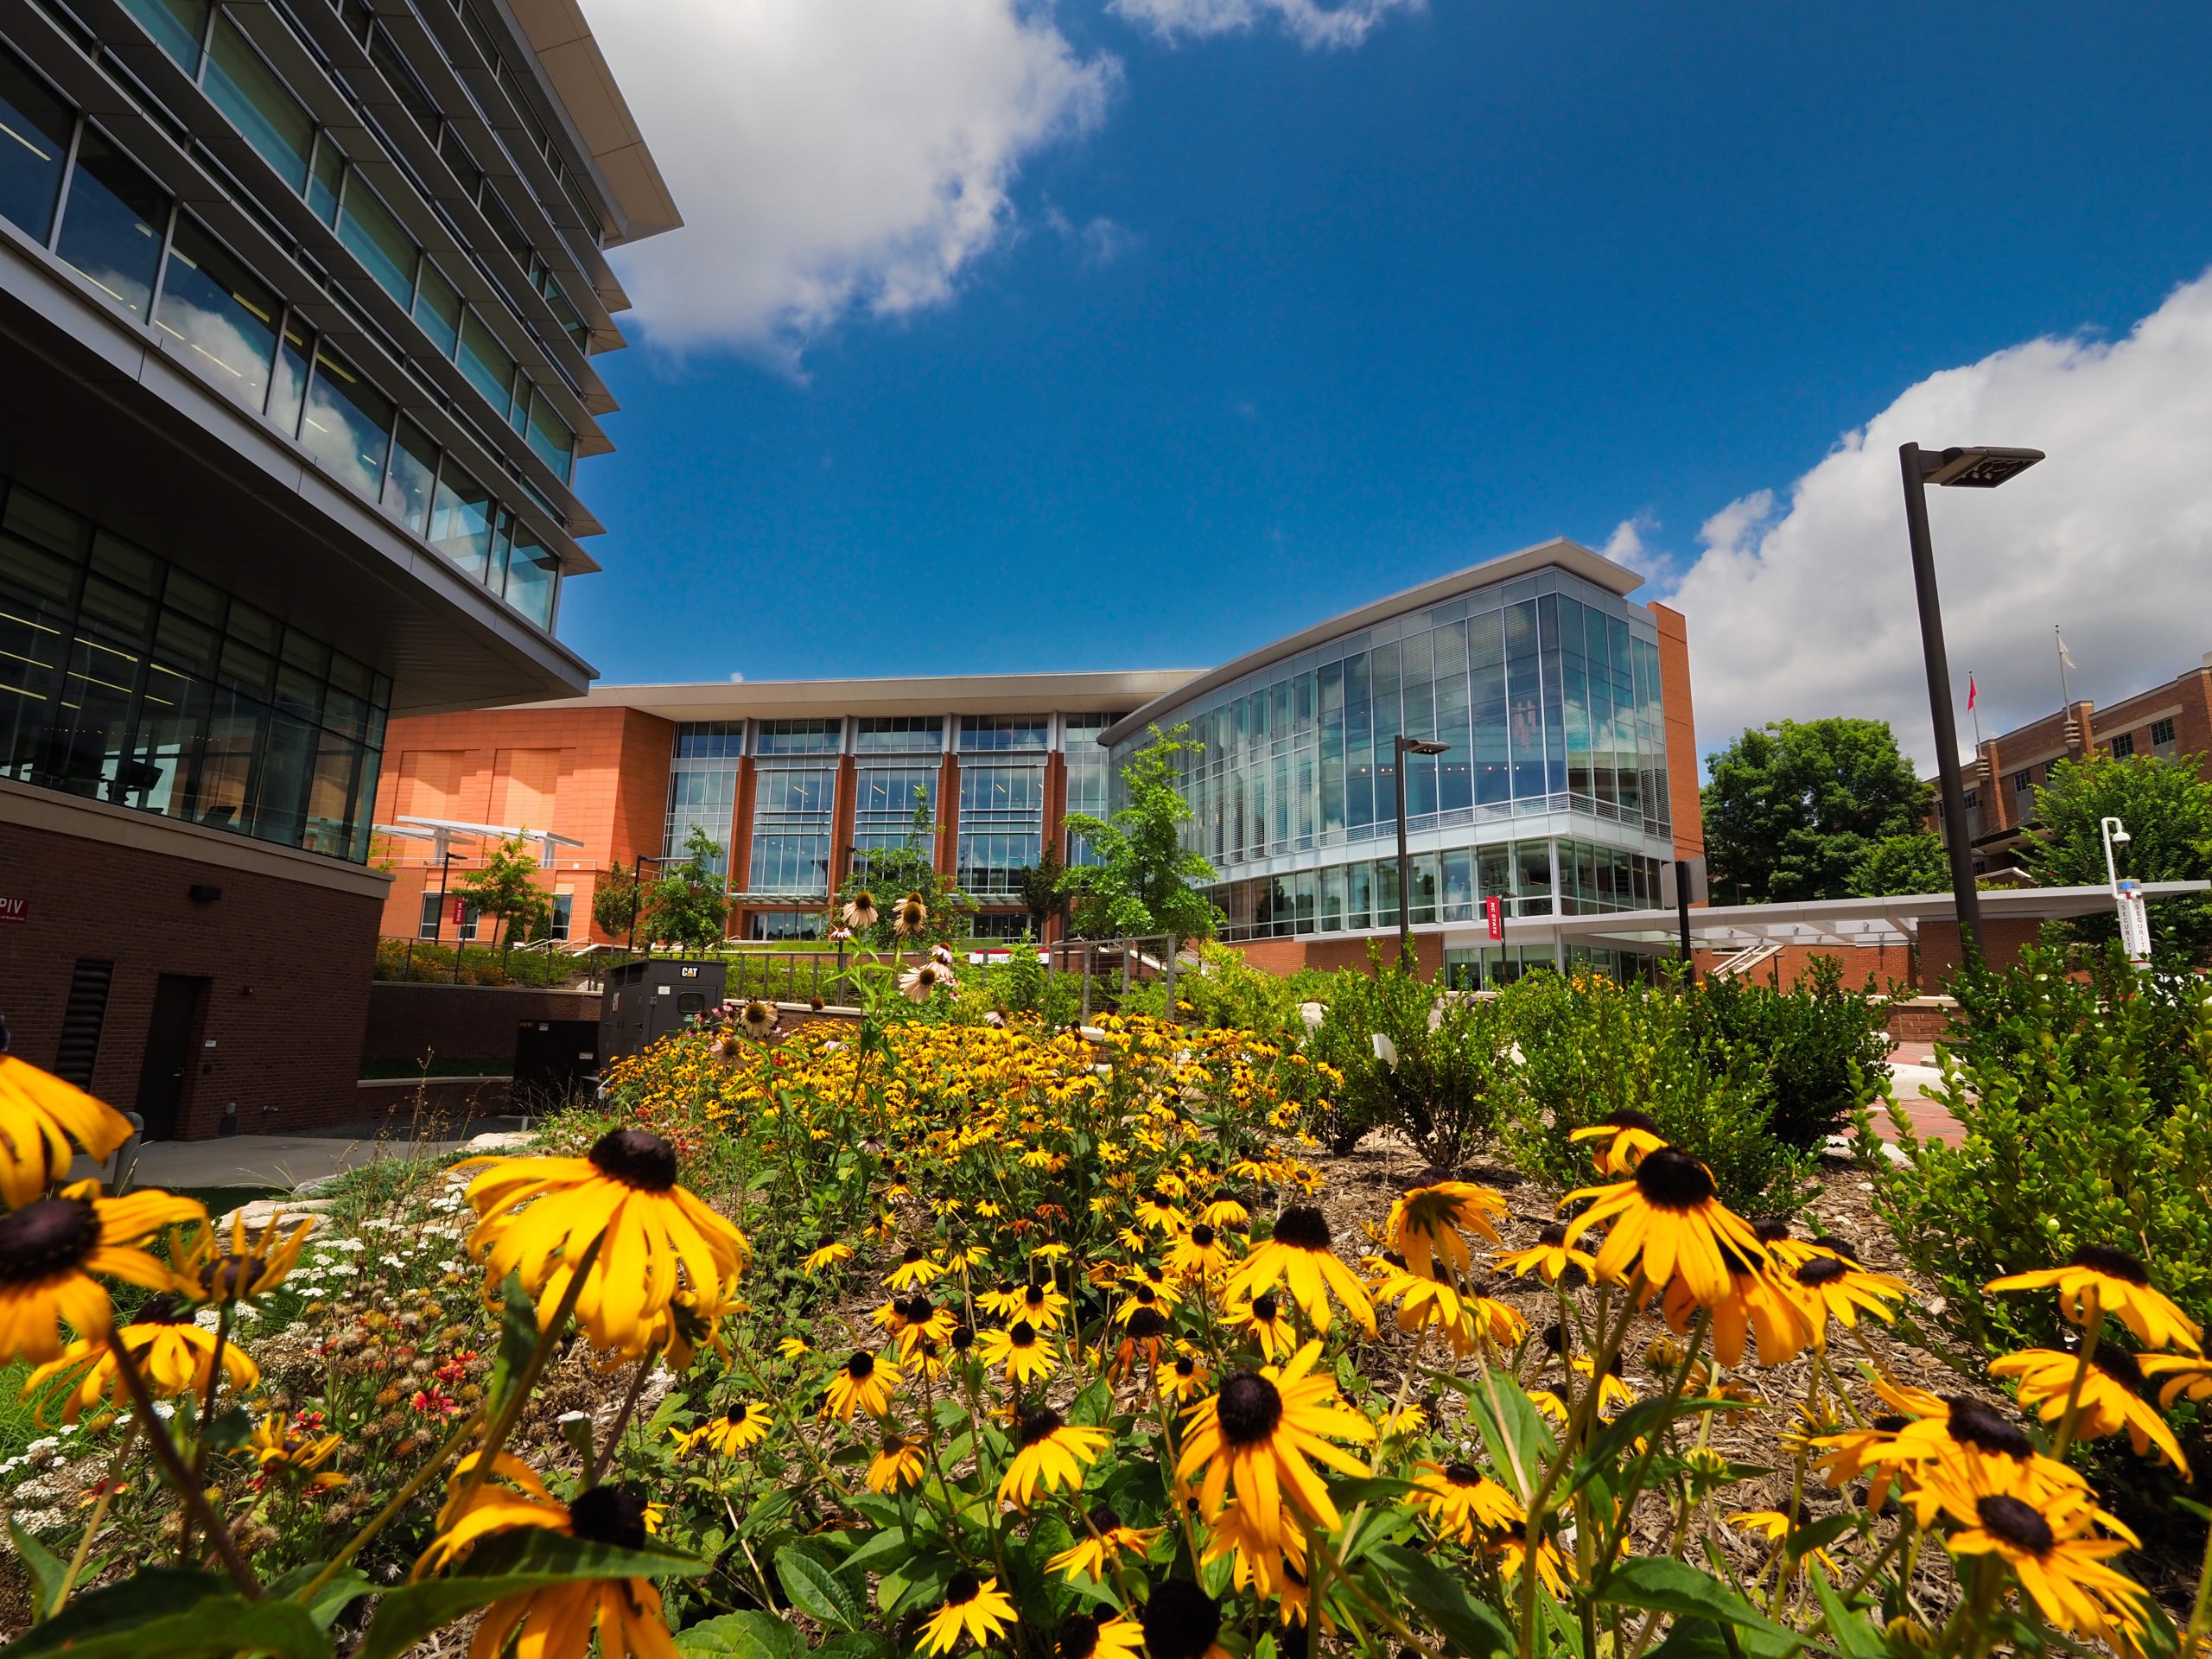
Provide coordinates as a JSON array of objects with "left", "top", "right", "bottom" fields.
[
  {"left": 641, "top": 824, "right": 730, "bottom": 951},
  {"left": 2021, "top": 751, "right": 2212, "bottom": 953},
  {"left": 591, "top": 861, "right": 643, "bottom": 943},
  {"left": 1017, "top": 843, "right": 1065, "bottom": 939},
  {"left": 830, "top": 787, "right": 972, "bottom": 948},
  {"left": 1701, "top": 718, "right": 1930, "bottom": 903},
  {"left": 1058, "top": 723, "right": 1220, "bottom": 945},
  {"left": 1847, "top": 832, "right": 1952, "bottom": 898},
  {"left": 460, "top": 834, "right": 550, "bottom": 952}
]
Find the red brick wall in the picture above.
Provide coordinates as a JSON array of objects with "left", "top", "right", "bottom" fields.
[
  {"left": 0, "top": 814, "right": 383, "bottom": 1139},
  {"left": 1649, "top": 602, "right": 1705, "bottom": 863},
  {"left": 1689, "top": 942, "right": 1916, "bottom": 993},
  {"left": 1237, "top": 934, "right": 1438, "bottom": 977}
]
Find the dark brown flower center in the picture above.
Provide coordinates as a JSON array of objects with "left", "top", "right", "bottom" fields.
[
  {"left": 1796, "top": 1256, "right": 1848, "bottom": 1287},
  {"left": 847, "top": 1351, "right": 875, "bottom": 1379},
  {"left": 1975, "top": 1494, "right": 2055, "bottom": 1554},
  {"left": 1141, "top": 1579, "right": 1223, "bottom": 1659},
  {"left": 950, "top": 1325, "right": 975, "bottom": 1351},
  {"left": 1942, "top": 1397, "right": 2031, "bottom": 1458},
  {"left": 1603, "top": 1109, "right": 1660, "bottom": 1134},
  {"left": 1444, "top": 1461, "right": 1483, "bottom": 1487},
  {"left": 1058, "top": 1614, "right": 1103, "bottom": 1659},
  {"left": 2069, "top": 1243, "right": 2150, "bottom": 1286},
  {"left": 1088, "top": 1503, "right": 1122, "bottom": 1534},
  {"left": 1273, "top": 1206, "right": 1332, "bottom": 1251},
  {"left": 1753, "top": 1217, "right": 1793, "bottom": 1244},
  {"left": 588, "top": 1128, "right": 677, "bottom": 1192},
  {"left": 568, "top": 1484, "right": 648, "bottom": 1548},
  {"left": 1632, "top": 1149, "right": 1713, "bottom": 1210},
  {"left": 724, "top": 1404, "right": 751, "bottom": 1425},
  {"left": 1173, "top": 1357, "right": 1196, "bottom": 1377},
  {"left": 1190, "top": 1224, "right": 1217, "bottom": 1248},
  {"left": 2088, "top": 1347, "right": 2146, "bottom": 1389},
  {"left": 1536, "top": 1223, "right": 1568, "bottom": 1247},
  {"left": 1217, "top": 1370, "right": 1283, "bottom": 1446},
  {"left": 1009, "top": 1320, "right": 1039, "bottom": 1346},
  {"left": 1018, "top": 1407, "right": 1065, "bottom": 1446},
  {"left": 1126, "top": 1307, "right": 1167, "bottom": 1340},
  {"left": 944, "top": 1570, "right": 981, "bottom": 1607},
  {"left": 128, "top": 1294, "right": 188, "bottom": 1326},
  {"left": 0, "top": 1198, "right": 99, "bottom": 1285},
  {"left": 902, "top": 1246, "right": 925, "bottom": 1264},
  {"left": 1250, "top": 1292, "right": 1280, "bottom": 1323}
]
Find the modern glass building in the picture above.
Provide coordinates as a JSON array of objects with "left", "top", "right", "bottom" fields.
[
  {"left": 0, "top": 0, "right": 676, "bottom": 1135},
  {"left": 1102, "top": 538, "right": 1700, "bottom": 985}
]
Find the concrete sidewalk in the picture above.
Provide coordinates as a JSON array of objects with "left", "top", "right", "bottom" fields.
[{"left": 72, "top": 1122, "right": 532, "bottom": 1194}]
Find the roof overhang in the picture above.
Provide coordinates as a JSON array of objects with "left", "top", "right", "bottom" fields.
[
  {"left": 515, "top": 670, "right": 1207, "bottom": 724},
  {"left": 1102, "top": 537, "right": 1642, "bottom": 747}
]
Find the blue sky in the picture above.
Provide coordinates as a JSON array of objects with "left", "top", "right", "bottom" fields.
[{"left": 566, "top": 1, "right": 2212, "bottom": 762}]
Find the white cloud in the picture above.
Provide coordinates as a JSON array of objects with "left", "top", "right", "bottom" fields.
[
  {"left": 1043, "top": 202, "right": 1139, "bottom": 266},
  {"left": 1598, "top": 512, "right": 1663, "bottom": 578},
  {"left": 1109, "top": 0, "right": 1421, "bottom": 49},
  {"left": 1662, "top": 271, "right": 2212, "bottom": 774},
  {"left": 590, "top": 0, "right": 1121, "bottom": 356}
]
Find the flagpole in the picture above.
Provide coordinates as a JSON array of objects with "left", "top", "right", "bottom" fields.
[
  {"left": 2055, "top": 626, "right": 2074, "bottom": 715},
  {"left": 1968, "top": 671, "right": 1984, "bottom": 751}
]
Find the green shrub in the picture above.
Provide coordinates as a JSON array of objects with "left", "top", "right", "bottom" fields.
[
  {"left": 1498, "top": 969, "right": 1816, "bottom": 1213},
  {"left": 1693, "top": 954, "right": 1893, "bottom": 1148},
  {"left": 1119, "top": 942, "right": 1309, "bottom": 1043},
  {"left": 1872, "top": 944, "right": 2212, "bottom": 1357},
  {"left": 1303, "top": 947, "right": 1519, "bottom": 1168}
]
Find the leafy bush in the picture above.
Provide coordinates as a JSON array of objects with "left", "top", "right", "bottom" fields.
[
  {"left": 1498, "top": 969, "right": 1817, "bottom": 1213},
  {"left": 1691, "top": 954, "right": 1892, "bottom": 1149},
  {"left": 1117, "top": 943, "right": 1309, "bottom": 1044},
  {"left": 372, "top": 937, "right": 572, "bottom": 988},
  {"left": 1303, "top": 948, "right": 1519, "bottom": 1168},
  {"left": 1872, "top": 944, "right": 2212, "bottom": 1357}
]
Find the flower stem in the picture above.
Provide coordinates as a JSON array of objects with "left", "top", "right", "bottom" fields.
[
  {"left": 586, "top": 1357, "right": 653, "bottom": 1486},
  {"left": 2049, "top": 1289, "right": 2101, "bottom": 1461},
  {"left": 52, "top": 1417, "right": 139, "bottom": 1616},
  {"left": 106, "top": 1337, "right": 258, "bottom": 1596}
]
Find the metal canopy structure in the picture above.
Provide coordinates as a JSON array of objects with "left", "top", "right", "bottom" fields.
[
  {"left": 375, "top": 816, "right": 587, "bottom": 869},
  {"left": 1439, "top": 881, "right": 2212, "bottom": 957}
]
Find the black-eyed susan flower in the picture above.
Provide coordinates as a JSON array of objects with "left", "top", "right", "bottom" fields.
[
  {"left": 2140, "top": 1351, "right": 2212, "bottom": 1408},
  {"left": 777, "top": 1336, "right": 811, "bottom": 1361},
  {"left": 1406, "top": 1460, "right": 1522, "bottom": 1544},
  {"left": 1138, "top": 1579, "right": 1229, "bottom": 1659},
  {"left": 461, "top": 1128, "right": 748, "bottom": 1357},
  {"left": 1494, "top": 1223, "right": 1597, "bottom": 1286},
  {"left": 1166, "top": 1224, "right": 1235, "bottom": 1282},
  {"left": 1114, "top": 1283, "right": 1173, "bottom": 1327},
  {"left": 1569, "top": 1354, "right": 1637, "bottom": 1416},
  {"left": 426, "top": 1476, "right": 677, "bottom": 1659},
  {"left": 676, "top": 1402, "right": 772, "bottom": 1458},
  {"left": 1385, "top": 1181, "right": 1505, "bottom": 1283},
  {"left": 999, "top": 1406, "right": 1109, "bottom": 1507},
  {"left": 1568, "top": 1108, "right": 1669, "bottom": 1175},
  {"left": 1991, "top": 1346, "right": 2190, "bottom": 1474},
  {"left": 1751, "top": 1216, "right": 1827, "bottom": 1271},
  {"left": 977, "top": 1319, "right": 1056, "bottom": 1388},
  {"left": 1132, "top": 1188, "right": 1185, "bottom": 1234},
  {"left": 172, "top": 1210, "right": 315, "bottom": 1306},
  {"left": 1366, "top": 1254, "right": 1525, "bottom": 1356},
  {"left": 1220, "top": 1289, "right": 1299, "bottom": 1361},
  {"left": 1052, "top": 1611, "right": 1146, "bottom": 1659},
  {"left": 0, "top": 1058, "right": 135, "bottom": 1210},
  {"left": 803, "top": 1237, "right": 853, "bottom": 1274},
  {"left": 1727, "top": 1503, "right": 1839, "bottom": 1579},
  {"left": 251, "top": 1410, "right": 344, "bottom": 1481},
  {"left": 1162, "top": 1350, "right": 1211, "bottom": 1402},
  {"left": 1662, "top": 1237, "right": 1814, "bottom": 1368},
  {"left": 1199, "top": 1501, "right": 1309, "bottom": 1604},
  {"left": 1046, "top": 1503, "right": 1161, "bottom": 1583},
  {"left": 0, "top": 1184, "right": 203, "bottom": 1364},
  {"left": 1175, "top": 1339, "right": 1373, "bottom": 1553},
  {"left": 1013, "top": 1279, "right": 1068, "bottom": 1331},
  {"left": 1198, "top": 1190, "right": 1250, "bottom": 1231},
  {"left": 26, "top": 1294, "right": 257, "bottom": 1425},
  {"left": 1986, "top": 1245, "right": 2202, "bottom": 1352},
  {"left": 886, "top": 1246, "right": 945, "bottom": 1291},
  {"left": 1791, "top": 1253, "right": 1910, "bottom": 1345},
  {"left": 823, "top": 1350, "right": 902, "bottom": 1421},
  {"left": 1484, "top": 1521, "right": 1569, "bottom": 1597},
  {"left": 1942, "top": 1490, "right": 2150, "bottom": 1649},
  {"left": 867, "top": 1432, "right": 927, "bottom": 1494},
  {"left": 1222, "top": 1206, "right": 1376, "bottom": 1337},
  {"left": 918, "top": 1571, "right": 1015, "bottom": 1656},
  {"left": 1560, "top": 1148, "right": 1764, "bottom": 1306}
]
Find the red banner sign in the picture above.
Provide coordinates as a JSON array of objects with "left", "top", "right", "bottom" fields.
[{"left": 1484, "top": 894, "right": 1503, "bottom": 942}]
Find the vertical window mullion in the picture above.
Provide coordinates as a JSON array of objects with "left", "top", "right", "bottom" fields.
[{"left": 47, "top": 116, "right": 86, "bottom": 253}]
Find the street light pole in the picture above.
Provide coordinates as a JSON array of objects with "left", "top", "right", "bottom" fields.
[
  {"left": 1394, "top": 735, "right": 1451, "bottom": 974},
  {"left": 1897, "top": 442, "right": 2044, "bottom": 970}
]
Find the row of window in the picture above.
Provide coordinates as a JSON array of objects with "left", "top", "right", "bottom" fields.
[
  {"left": 0, "top": 48, "right": 563, "bottom": 628},
  {"left": 659, "top": 714, "right": 1116, "bottom": 760},
  {"left": 119, "top": 0, "right": 582, "bottom": 479},
  {"left": 416, "top": 888, "right": 573, "bottom": 941},
  {"left": 0, "top": 474, "right": 389, "bottom": 862}
]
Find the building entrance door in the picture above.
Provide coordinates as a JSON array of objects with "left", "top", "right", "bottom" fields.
[{"left": 134, "top": 975, "right": 207, "bottom": 1141}]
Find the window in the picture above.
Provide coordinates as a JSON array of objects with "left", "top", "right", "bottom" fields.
[
  {"left": 853, "top": 766, "right": 937, "bottom": 873},
  {"left": 959, "top": 715, "right": 1049, "bottom": 753},
  {"left": 748, "top": 765, "right": 834, "bottom": 895},
  {"left": 666, "top": 722, "right": 741, "bottom": 871},
  {"left": 548, "top": 891, "right": 572, "bottom": 941},
  {"left": 2152, "top": 716, "right": 2177, "bottom": 757},
  {"left": 0, "top": 48, "right": 73, "bottom": 244},
  {"left": 457, "top": 311, "right": 515, "bottom": 417},
  {"left": 203, "top": 18, "right": 314, "bottom": 192},
  {"left": 747, "top": 910, "right": 821, "bottom": 942},
  {"left": 337, "top": 179, "right": 417, "bottom": 307},
  {"left": 2012, "top": 768, "right": 2034, "bottom": 794},
  {"left": 300, "top": 346, "right": 393, "bottom": 499},
  {"left": 121, "top": 0, "right": 209, "bottom": 70},
  {"left": 854, "top": 715, "right": 942, "bottom": 753},
  {"left": 413, "top": 262, "right": 463, "bottom": 357},
  {"left": 428, "top": 461, "right": 494, "bottom": 577},
  {"left": 55, "top": 130, "right": 170, "bottom": 321},
  {"left": 154, "top": 218, "right": 280, "bottom": 410},
  {"left": 957, "top": 763, "right": 1044, "bottom": 895},
  {"left": 382, "top": 419, "right": 438, "bottom": 535},
  {"left": 524, "top": 389, "right": 574, "bottom": 482},
  {"left": 500, "top": 527, "right": 558, "bottom": 629},
  {"left": 755, "top": 719, "right": 841, "bottom": 756},
  {"left": 307, "top": 134, "right": 343, "bottom": 225},
  {"left": 1962, "top": 788, "right": 1979, "bottom": 809},
  {"left": 2109, "top": 732, "right": 2135, "bottom": 760}
]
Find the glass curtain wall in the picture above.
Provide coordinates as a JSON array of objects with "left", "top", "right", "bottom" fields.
[
  {"left": 852, "top": 717, "right": 942, "bottom": 879},
  {"left": 664, "top": 721, "right": 741, "bottom": 874},
  {"left": 0, "top": 41, "right": 569, "bottom": 631},
  {"left": 956, "top": 715, "right": 1046, "bottom": 897},
  {"left": 0, "top": 474, "right": 387, "bottom": 861},
  {"left": 746, "top": 720, "right": 839, "bottom": 897},
  {"left": 1062, "top": 713, "right": 1118, "bottom": 867}
]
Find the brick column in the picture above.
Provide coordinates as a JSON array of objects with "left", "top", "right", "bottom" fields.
[
  {"left": 831, "top": 755, "right": 858, "bottom": 893},
  {"left": 936, "top": 754, "right": 960, "bottom": 875},
  {"left": 1041, "top": 751, "right": 1068, "bottom": 944},
  {"left": 1648, "top": 602, "right": 1704, "bottom": 862}
]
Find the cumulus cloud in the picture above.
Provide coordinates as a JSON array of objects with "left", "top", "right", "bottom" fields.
[
  {"left": 1598, "top": 512, "right": 1663, "bottom": 578},
  {"left": 1109, "top": 0, "right": 1421, "bottom": 48},
  {"left": 1662, "top": 271, "right": 2212, "bottom": 773},
  {"left": 591, "top": 0, "right": 1121, "bottom": 355}
]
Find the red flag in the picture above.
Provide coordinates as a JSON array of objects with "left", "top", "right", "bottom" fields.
[{"left": 1967, "top": 676, "right": 1977, "bottom": 711}]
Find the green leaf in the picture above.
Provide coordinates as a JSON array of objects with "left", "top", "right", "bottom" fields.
[
  {"left": 1781, "top": 1515, "right": 1859, "bottom": 1566},
  {"left": 1427, "top": 1367, "right": 1554, "bottom": 1499},
  {"left": 1807, "top": 1565, "right": 1885, "bottom": 1659},
  {"left": 1370, "top": 1543, "right": 1514, "bottom": 1659},
  {"left": 486, "top": 1268, "right": 538, "bottom": 1413},
  {"left": 10, "top": 1515, "right": 68, "bottom": 1622},
  {"left": 5, "top": 1569, "right": 329, "bottom": 1659},
  {"left": 1594, "top": 1559, "right": 1801, "bottom": 1649},
  {"left": 1569, "top": 1396, "right": 1743, "bottom": 1497},
  {"left": 201, "top": 1404, "right": 257, "bottom": 1455},
  {"left": 774, "top": 1546, "right": 862, "bottom": 1632},
  {"left": 356, "top": 1528, "right": 712, "bottom": 1659},
  {"left": 744, "top": 1488, "right": 799, "bottom": 1538},
  {"left": 840, "top": 1527, "right": 912, "bottom": 1575},
  {"left": 674, "top": 1611, "right": 803, "bottom": 1659},
  {"left": 817, "top": 1634, "right": 890, "bottom": 1659},
  {"left": 268, "top": 1562, "right": 375, "bottom": 1631},
  {"left": 1323, "top": 1473, "right": 1418, "bottom": 1505}
]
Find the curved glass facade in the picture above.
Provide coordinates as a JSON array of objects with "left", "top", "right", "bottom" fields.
[{"left": 1110, "top": 563, "right": 1677, "bottom": 944}]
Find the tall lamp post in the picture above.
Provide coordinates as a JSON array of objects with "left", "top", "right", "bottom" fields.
[
  {"left": 1394, "top": 734, "right": 1451, "bottom": 973},
  {"left": 1898, "top": 442, "right": 2044, "bottom": 967}
]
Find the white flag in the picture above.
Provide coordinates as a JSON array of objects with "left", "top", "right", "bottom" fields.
[{"left": 2057, "top": 631, "right": 2076, "bottom": 671}]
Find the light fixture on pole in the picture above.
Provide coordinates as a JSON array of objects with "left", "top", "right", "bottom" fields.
[
  {"left": 1899, "top": 442, "right": 2044, "bottom": 968},
  {"left": 1394, "top": 735, "right": 1451, "bottom": 972},
  {"left": 2101, "top": 816, "right": 2152, "bottom": 966}
]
